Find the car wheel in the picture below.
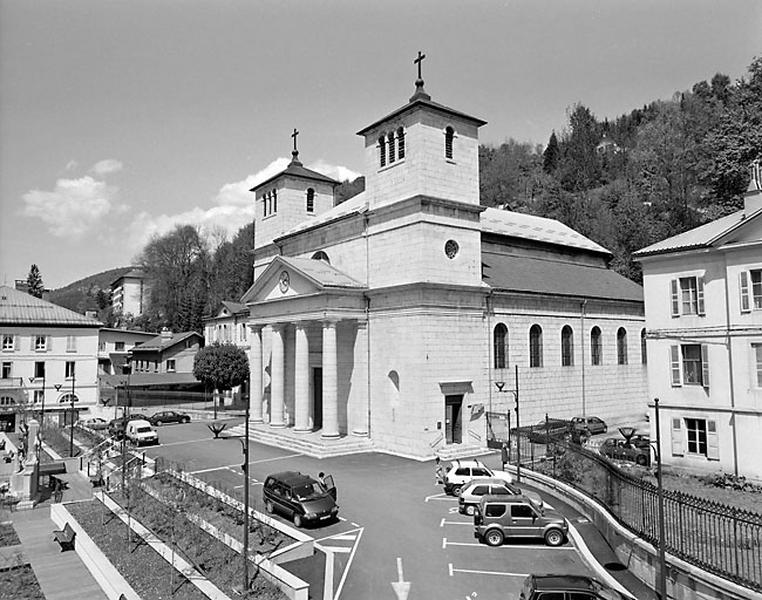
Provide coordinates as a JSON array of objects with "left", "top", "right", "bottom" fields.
[
  {"left": 544, "top": 528, "right": 564, "bottom": 547},
  {"left": 155, "top": 420, "right": 162, "bottom": 426},
  {"left": 265, "top": 500, "right": 274, "bottom": 514},
  {"left": 182, "top": 417, "right": 190, "bottom": 424},
  {"left": 636, "top": 454, "right": 648, "bottom": 466},
  {"left": 465, "top": 505, "right": 475, "bottom": 516},
  {"left": 293, "top": 514, "right": 303, "bottom": 528},
  {"left": 451, "top": 485, "right": 462, "bottom": 496},
  {"left": 484, "top": 529, "right": 504, "bottom": 547}
]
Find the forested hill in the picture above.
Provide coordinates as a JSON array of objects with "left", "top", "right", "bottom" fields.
[
  {"left": 477, "top": 57, "right": 762, "bottom": 283},
  {"left": 48, "top": 266, "right": 131, "bottom": 314}
]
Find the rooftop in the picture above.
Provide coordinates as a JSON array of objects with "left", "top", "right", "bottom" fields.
[
  {"left": 0, "top": 285, "right": 102, "bottom": 327},
  {"left": 130, "top": 330, "right": 203, "bottom": 352}
]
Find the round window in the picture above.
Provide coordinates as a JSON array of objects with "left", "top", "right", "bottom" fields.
[{"left": 444, "top": 240, "right": 459, "bottom": 259}]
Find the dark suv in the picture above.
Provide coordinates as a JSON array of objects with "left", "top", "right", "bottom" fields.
[
  {"left": 263, "top": 471, "right": 338, "bottom": 528},
  {"left": 519, "top": 574, "right": 633, "bottom": 599},
  {"left": 108, "top": 414, "right": 149, "bottom": 439}
]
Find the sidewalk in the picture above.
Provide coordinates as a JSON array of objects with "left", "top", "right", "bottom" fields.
[{"left": 8, "top": 470, "right": 107, "bottom": 600}]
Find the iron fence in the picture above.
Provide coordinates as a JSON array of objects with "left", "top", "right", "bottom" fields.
[{"left": 510, "top": 425, "right": 762, "bottom": 592}]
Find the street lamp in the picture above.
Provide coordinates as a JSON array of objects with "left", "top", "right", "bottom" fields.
[
  {"left": 494, "top": 364, "right": 521, "bottom": 483},
  {"left": 653, "top": 397, "right": 667, "bottom": 600},
  {"left": 28, "top": 372, "right": 46, "bottom": 489}
]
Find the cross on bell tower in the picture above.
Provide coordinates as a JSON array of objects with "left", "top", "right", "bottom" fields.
[
  {"left": 410, "top": 50, "right": 431, "bottom": 102},
  {"left": 290, "top": 128, "right": 301, "bottom": 165}
]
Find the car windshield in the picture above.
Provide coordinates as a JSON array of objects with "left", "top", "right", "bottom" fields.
[
  {"left": 137, "top": 427, "right": 152, "bottom": 433},
  {"left": 293, "top": 482, "right": 324, "bottom": 500}
]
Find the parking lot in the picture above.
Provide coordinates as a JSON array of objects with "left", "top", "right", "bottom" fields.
[{"left": 140, "top": 419, "right": 606, "bottom": 600}]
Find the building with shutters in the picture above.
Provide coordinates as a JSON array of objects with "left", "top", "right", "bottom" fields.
[
  {"left": 634, "top": 159, "right": 762, "bottom": 481},
  {"left": 236, "top": 63, "right": 648, "bottom": 459},
  {"left": 0, "top": 285, "right": 101, "bottom": 432}
]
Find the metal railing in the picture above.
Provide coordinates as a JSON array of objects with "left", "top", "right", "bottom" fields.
[{"left": 510, "top": 426, "right": 762, "bottom": 592}]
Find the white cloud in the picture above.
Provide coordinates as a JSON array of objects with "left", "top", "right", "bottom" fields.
[
  {"left": 91, "top": 159, "right": 123, "bottom": 176},
  {"left": 125, "top": 158, "right": 360, "bottom": 252},
  {"left": 22, "top": 176, "right": 119, "bottom": 238},
  {"left": 64, "top": 160, "right": 78, "bottom": 172}
]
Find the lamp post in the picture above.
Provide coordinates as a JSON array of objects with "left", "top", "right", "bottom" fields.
[
  {"left": 243, "top": 392, "right": 250, "bottom": 593},
  {"left": 28, "top": 371, "right": 46, "bottom": 489},
  {"left": 68, "top": 368, "right": 76, "bottom": 457},
  {"left": 653, "top": 397, "right": 667, "bottom": 599},
  {"left": 494, "top": 364, "right": 521, "bottom": 483}
]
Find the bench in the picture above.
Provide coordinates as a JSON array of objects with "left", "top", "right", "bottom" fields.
[{"left": 53, "top": 522, "right": 76, "bottom": 551}]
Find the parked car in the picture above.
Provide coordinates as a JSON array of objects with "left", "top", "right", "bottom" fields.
[
  {"left": 458, "top": 478, "right": 543, "bottom": 516},
  {"left": 570, "top": 416, "right": 608, "bottom": 435},
  {"left": 599, "top": 437, "right": 650, "bottom": 466},
  {"left": 527, "top": 419, "right": 571, "bottom": 443},
  {"left": 149, "top": 411, "right": 190, "bottom": 426},
  {"left": 125, "top": 419, "right": 159, "bottom": 446},
  {"left": 108, "top": 413, "right": 150, "bottom": 439},
  {"left": 80, "top": 417, "right": 109, "bottom": 431},
  {"left": 519, "top": 574, "right": 634, "bottom": 600},
  {"left": 442, "top": 459, "right": 513, "bottom": 495},
  {"left": 474, "top": 494, "right": 568, "bottom": 547},
  {"left": 263, "top": 471, "right": 338, "bottom": 528}
]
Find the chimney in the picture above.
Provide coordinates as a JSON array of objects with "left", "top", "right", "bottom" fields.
[
  {"left": 744, "top": 159, "right": 762, "bottom": 216},
  {"left": 160, "top": 327, "right": 173, "bottom": 340}
]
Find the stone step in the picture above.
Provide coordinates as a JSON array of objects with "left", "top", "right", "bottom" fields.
[
  {"left": 224, "top": 424, "right": 374, "bottom": 459},
  {"left": 435, "top": 444, "right": 494, "bottom": 462}
]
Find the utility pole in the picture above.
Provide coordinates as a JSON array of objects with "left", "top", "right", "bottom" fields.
[
  {"left": 654, "top": 397, "right": 667, "bottom": 599},
  {"left": 69, "top": 368, "right": 76, "bottom": 456},
  {"left": 514, "top": 364, "right": 521, "bottom": 483},
  {"left": 243, "top": 394, "right": 250, "bottom": 594}
]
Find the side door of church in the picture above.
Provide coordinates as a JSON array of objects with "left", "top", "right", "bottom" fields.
[{"left": 444, "top": 395, "right": 463, "bottom": 444}]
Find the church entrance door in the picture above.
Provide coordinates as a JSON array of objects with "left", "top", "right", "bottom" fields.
[
  {"left": 444, "top": 395, "right": 463, "bottom": 444},
  {"left": 313, "top": 367, "right": 323, "bottom": 429}
]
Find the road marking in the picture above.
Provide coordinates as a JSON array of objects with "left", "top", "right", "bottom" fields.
[
  {"left": 441, "top": 520, "right": 472, "bottom": 526},
  {"left": 442, "top": 538, "right": 575, "bottom": 550},
  {"left": 350, "top": 522, "right": 359, "bottom": 527},
  {"left": 248, "top": 452, "right": 302, "bottom": 465},
  {"left": 424, "top": 493, "right": 453, "bottom": 502},
  {"left": 155, "top": 437, "right": 212, "bottom": 448},
  {"left": 189, "top": 464, "right": 238, "bottom": 474},
  {"left": 323, "top": 540, "right": 335, "bottom": 600},
  {"left": 335, "top": 528, "right": 364, "bottom": 600},
  {"left": 448, "top": 564, "right": 528, "bottom": 578},
  {"left": 331, "top": 534, "right": 359, "bottom": 541}
]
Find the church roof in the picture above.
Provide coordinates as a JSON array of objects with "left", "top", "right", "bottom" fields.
[
  {"left": 250, "top": 159, "right": 339, "bottom": 192},
  {"left": 221, "top": 301, "right": 247, "bottom": 315},
  {"left": 481, "top": 208, "right": 611, "bottom": 255},
  {"left": 278, "top": 191, "right": 368, "bottom": 239},
  {"left": 0, "top": 285, "right": 103, "bottom": 327},
  {"left": 357, "top": 90, "right": 487, "bottom": 136},
  {"left": 633, "top": 206, "right": 762, "bottom": 258},
  {"left": 483, "top": 252, "right": 643, "bottom": 302},
  {"left": 279, "top": 256, "right": 365, "bottom": 289}
]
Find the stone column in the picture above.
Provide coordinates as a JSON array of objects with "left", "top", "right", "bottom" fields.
[
  {"left": 270, "top": 324, "right": 286, "bottom": 428},
  {"left": 321, "top": 320, "right": 340, "bottom": 438},
  {"left": 351, "top": 321, "right": 369, "bottom": 437},
  {"left": 294, "top": 323, "right": 311, "bottom": 432},
  {"left": 248, "top": 325, "right": 263, "bottom": 423}
]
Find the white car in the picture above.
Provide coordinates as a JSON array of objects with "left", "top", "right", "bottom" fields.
[
  {"left": 125, "top": 419, "right": 159, "bottom": 446},
  {"left": 442, "top": 459, "right": 513, "bottom": 495},
  {"left": 458, "top": 478, "right": 543, "bottom": 516}
]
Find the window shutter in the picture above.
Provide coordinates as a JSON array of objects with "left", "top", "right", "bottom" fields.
[
  {"left": 701, "top": 344, "right": 710, "bottom": 388},
  {"left": 670, "top": 345, "right": 682, "bottom": 386},
  {"left": 670, "top": 279, "right": 680, "bottom": 317},
  {"left": 46, "top": 336, "right": 51, "bottom": 352},
  {"left": 740, "top": 271, "right": 751, "bottom": 313},
  {"left": 30, "top": 336, "right": 35, "bottom": 351},
  {"left": 13, "top": 335, "right": 18, "bottom": 351},
  {"left": 706, "top": 420, "right": 719, "bottom": 460},
  {"left": 671, "top": 418, "right": 684, "bottom": 456},
  {"left": 697, "top": 277, "right": 705, "bottom": 316}
]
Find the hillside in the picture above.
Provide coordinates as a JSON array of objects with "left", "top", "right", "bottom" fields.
[{"left": 48, "top": 266, "right": 132, "bottom": 312}]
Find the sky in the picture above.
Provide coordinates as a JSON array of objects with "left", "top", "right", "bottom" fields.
[{"left": 1, "top": 0, "right": 760, "bottom": 289}]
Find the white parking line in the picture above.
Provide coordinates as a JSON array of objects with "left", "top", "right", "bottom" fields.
[
  {"left": 248, "top": 453, "right": 303, "bottom": 464},
  {"left": 425, "top": 493, "right": 454, "bottom": 502},
  {"left": 448, "top": 563, "right": 528, "bottom": 578},
  {"left": 442, "top": 538, "right": 575, "bottom": 550},
  {"left": 440, "top": 520, "right": 472, "bottom": 527},
  {"left": 156, "top": 437, "right": 212, "bottom": 448},
  {"left": 189, "top": 464, "right": 238, "bottom": 474}
]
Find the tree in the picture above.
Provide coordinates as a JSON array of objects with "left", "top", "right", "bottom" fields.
[
  {"left": 193, "top": 343, "right": 250, "bottom": 393},
  {"left": 26, "top": 264, "right": 44, "bottom": 298},
  {"left": 542, "top": 131, "right": 560, "bottom": 174},
  {"left": 556, "top": 103, "right": 603, "bottom": 192},
  {"left": 208, "top": 222, "right": 255, "bottom": 309}
]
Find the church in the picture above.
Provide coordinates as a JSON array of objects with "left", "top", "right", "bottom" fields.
[{"left": 239, "top": 58, "right": 647, "bottom": 459}]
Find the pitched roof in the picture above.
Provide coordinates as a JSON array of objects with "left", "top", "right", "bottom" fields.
[
  {"left": 278, "top": 191, "right": 367, "bottom": 239},
  {"left": 280, "top": 256, "right": 365, "bottom": 289},
  {"left": 130, "top": 330, "right": 203, "bottom": 352},
  {"left": 250, "top": 158, "right": 339, "bottom": 192},
  {"left": 221, "top": 301, "right": 247, "bottom": 315},
  {"left": 0, "top": 285, "right": 103, "bottom": 327},
  {"left": 100, "top": 372, "right": 200, "bottom": 387},
  {"left": 481, "top": 208, "right": 611, "bottom": 255},
  {"left": 483, "top": 252, "right": 643, "bottom": 302},
  {"left": 111, "top": 267, "right": 145, "bottom": 286},
  {"left": 633, "top": 207, "right": 762, "bottom": 257}
]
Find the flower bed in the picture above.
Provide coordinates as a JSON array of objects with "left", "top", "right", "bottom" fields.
[
  {"left": 40, "top": 426, "right": 79, "bottom": 458},
  {"left": 0, "top": 564, "right": 45, "bottom": 600},
  {"left": 0, "top": 523, "right": 20, "bottom": 547}
]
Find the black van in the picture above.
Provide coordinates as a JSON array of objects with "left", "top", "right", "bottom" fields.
[{"left": 262, "top": 471, "right": 338, "bottom": 528}]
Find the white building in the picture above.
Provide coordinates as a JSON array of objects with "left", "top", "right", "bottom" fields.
[
  {"left": 238, "top": 67, "right": 648, "bottom": 459},
  {"left": 97, "top": 327, "right": 157, "bottom": 375},
  {"left": 111, "top": 267, "right": 148, "bottom": 318},
  {"left": 203, "top": 301, "right": 250, "bottom": 404},
  {"left": 634, "top": 160, "right": 762, "bottom": 481},
  {"left": 0, "top": 285, "right": 101, "bottom": 431}
]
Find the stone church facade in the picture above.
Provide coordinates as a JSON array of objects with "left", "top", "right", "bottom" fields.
[{"left": 241, "top": 70, "right": 647, "bottom": 459}]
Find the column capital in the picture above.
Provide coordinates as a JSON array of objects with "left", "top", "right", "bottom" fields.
[
  {"left": 321, "top": 318, "right": 339, "bottom": 328},
  {"left": 247, "top": 323, "right": 263, "bottom": 334}
]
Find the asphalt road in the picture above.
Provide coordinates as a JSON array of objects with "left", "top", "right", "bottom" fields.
[{"left": 141, "top": 418, "right": 600, "bottom": 600}]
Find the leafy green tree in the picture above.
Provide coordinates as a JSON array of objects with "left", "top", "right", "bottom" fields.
[
  {"left": 193, "top": 343, "right": 250, "bottom": 393},
  {"left": 557, "top": 103, "right": 602, "bottom": 192},
  {"left": 26, "top": 264, "right": 44, "bottom": 298},
  {"left": 208, "top": 222, "right": 255, "bottom": 308},
  {"left": 542, "top": 131, "right": 560, "bottom": 174}
]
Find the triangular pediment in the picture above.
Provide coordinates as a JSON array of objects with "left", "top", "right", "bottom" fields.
[
  {"left": 714, "top": 208, "right": 762, "bottom": 247},
  {"left": 241, "top": 256, "right": 364, "bottom": 304}
]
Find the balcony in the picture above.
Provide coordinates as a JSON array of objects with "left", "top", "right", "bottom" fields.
[{"left": 0, "top": 377, "right": 24, "bottom": 390}]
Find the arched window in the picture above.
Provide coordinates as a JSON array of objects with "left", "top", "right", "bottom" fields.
[
  {"left": 0, "top": 396, "right": 15, "bottom": 406},
  {"left": 306, "top": 188, "right": 315, "bottom": 213},
  {"left": 529, "top": 324, "right": 543, "bottom": 368},
  {"left": 397, "top": 127, "right": 405, "bottom": 159},
  {"left": 311, "top": 250, "right": 330, "bottom": 264},
  {"left": 493, "top": 323, "right": 508, "bottom": 369},
  {"left": 272, "top": 189, "right": 277, "bottom": 213},
  {"left": 388, "top": 132, "right": 396, "bottom": 164},
  {"left": 641, "top": 328, "right": 647, "bottom": 364},
  {"left": 388, "top": 370, "right": 400, "bottom": 411},
  {"left": 561, "top": 325, "right": 574, "bottom": 366},
  {"left": 59, "top": 393, "right": 79, "bottom": 404},
  {"left": 262, "top": 194, "right": 267, "bottom": 217},
  {"left": 590, "top": 326, "right": 602, "bottom": 365},
  {"left": 445, "top": 126, "right": 455, "bottom": 159},
  {"left": 378, "top": 136, "right": 386, "bottom": 167},
  {"left": 617, "top": 328, "right": 628, "bottom": 365}
]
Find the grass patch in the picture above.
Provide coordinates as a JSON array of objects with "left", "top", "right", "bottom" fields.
[
  {"left": 0, "top": 564, "right": 45, "bottom": 600},
  {"left": 0, "top": 523, "right": 20, "bottom": 547}
]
